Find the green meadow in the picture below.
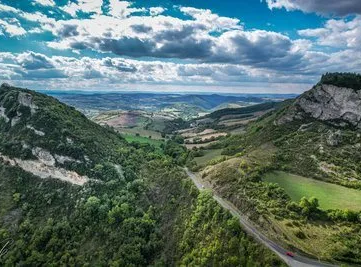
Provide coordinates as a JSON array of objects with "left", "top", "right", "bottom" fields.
[
  {"left": 264, "top": 171, "right": 361, "bottom": 211},
  {"left": 123, "top": 134, "right": 163, "bottom": 147},
  {"left": 194, "top": 149, "right": 223, "bottom": 165}
]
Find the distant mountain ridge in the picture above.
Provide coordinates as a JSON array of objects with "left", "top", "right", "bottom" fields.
[{"left": 41, "top": 91, "right": 296, "bottom": 112}]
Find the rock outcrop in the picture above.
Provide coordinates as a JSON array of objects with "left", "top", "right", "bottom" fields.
[{"left": 277, "top": 84, "right": 361, "bottom": 128}]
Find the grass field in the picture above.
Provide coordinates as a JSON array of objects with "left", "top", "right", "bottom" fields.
[
  {"left": 264, "top": 171, "right": 361, "bottom": 211},
  {"left": 123, "top": 134, "right": 163, "bottom": 147},
  {"left": 194, "top": 149, "right": 223, "bottom": 165},
  {"left": 119, "top": 127, "right": 162, "bottom": 139}
]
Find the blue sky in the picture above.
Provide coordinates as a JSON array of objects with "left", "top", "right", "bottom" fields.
[{"left": 0, "top": 0, "right": 360, "bottom": 93}]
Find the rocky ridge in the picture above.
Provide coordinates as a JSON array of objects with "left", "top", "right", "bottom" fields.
[{"left": 277, "top": 84, "right": 361, "bottom": 128}]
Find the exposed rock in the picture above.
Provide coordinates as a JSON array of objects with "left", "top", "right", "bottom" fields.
[
  {"left": 11, "top": 111, "right": 22, "bottom": 126},
  {"left": 26, "top": 125, "right": 45, "bottom": 136},
  {"left": 0, "top": 153, "right": 88, "bottom": 186},
  {"left": 326, "top": 130, "right": 342, "bottom": 146},
  {"left": 32, "top": 147, "right": 55, "bottom": 166},
  {"left": 18, "top": 92, "right": 37, "bottom": 114},
  {"left": 54, "top": 154, "right": 81, "bottom": 164},
  {"left": 276, "top": 84, "right": 361, "bottom": 128},
  {"left": 0, "top": 106, "right": 9, "bottom": 122},
  {"left": 319, "top": 161, "right": 337, "bottom": 175}
]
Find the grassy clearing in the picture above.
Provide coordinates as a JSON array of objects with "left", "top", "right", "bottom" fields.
[
  {"left": 118, "top": 127, "right": 162, "bottom": 139},
  {"left": 194, "top": 149, "right": 223, "bottom": 165},
  {"left": 269, "top": 217, "right": 346, "bottom": 261},
  {"left": 123, "top": 134, "right": 163, "bottom": 147},
  {"left": 264, "top": 171, "right": 361, "bottom": 211}
]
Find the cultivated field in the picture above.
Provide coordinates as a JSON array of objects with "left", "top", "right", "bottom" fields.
[{"left": 264, "top": 171, "right": 361, "bottom": 211}]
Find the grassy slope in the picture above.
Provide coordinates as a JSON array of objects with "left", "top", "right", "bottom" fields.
[
  {"left": 264, "top": 171, "right": 361, "bottom": 211},
  {"left": 193, "top": 77, "right": 361, "bottom": 263},
  {"left": 194, "top": 149, "right": 223, "bottom": 165}
]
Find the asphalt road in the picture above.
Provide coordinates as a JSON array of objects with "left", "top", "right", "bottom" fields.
[{"left": 185, "top": 169, "right": 338, "bottom": 267}]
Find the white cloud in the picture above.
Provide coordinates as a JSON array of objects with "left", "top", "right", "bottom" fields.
[
  {"left": 0, "top": 2, "right": 360, "bottom": 93},
  {"left": 33, "top": 0, "right": 55, "bottom": 7},
  {"left": 108, "top": 0, "right": 146, "bottom": 18},
  {"left": 61, "top": 0, "right": 103, "bottom": 17},
  {"left": 180, "top": 6, "right": 242, "bottom": 31},
  {"left": 149, "top": 7, "right": 166, "bottom": 16},
  {"left": 298, "top": 16, "right": 361, "bottom": 50},
  {"left": 0, "top": 19, "right": 26, "bottom": 37}
]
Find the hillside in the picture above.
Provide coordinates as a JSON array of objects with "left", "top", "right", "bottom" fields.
[
  {"left": 0, "top": 84, "right": 283, "bottom": 266},
  {"left": 191, "top": 73, "right": 361, "bottom": 264}
]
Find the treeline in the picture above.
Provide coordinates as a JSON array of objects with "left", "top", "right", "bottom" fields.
[
  {"left": 206, "top": 102, "right": 278, "bottom": 120},
  {"left": 320, "top": 72, "right": 361, "bottom": 90}
]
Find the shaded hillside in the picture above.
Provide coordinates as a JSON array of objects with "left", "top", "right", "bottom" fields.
[{"left": 0, "top": 84, "right": 283, "bottom": 266}]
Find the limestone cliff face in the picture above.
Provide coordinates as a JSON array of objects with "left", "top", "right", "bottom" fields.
[{"left": 276, "top": 84, "right": 361, "bottom": 128}]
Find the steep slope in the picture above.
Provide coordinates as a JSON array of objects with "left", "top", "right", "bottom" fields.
[
  {"left": 244, "top": 73, "right": 361, "bottom": 188},
  {"left": 195, "top": 73, "right": 361, "bottom": 264},
  {"left": 0, "top": 84, "right": 283, "bottom": 266}
]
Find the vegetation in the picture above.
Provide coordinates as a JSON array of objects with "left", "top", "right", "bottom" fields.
[
  {"left": 186, "top": 74, "right": 361, "bottom": 264},
  {"left": 123, "top": 134, "right": 163, "bottom": 147},
  {"left": 177, "top": 191, "right": 284, "bottom": 266},
  {"left": 264, "top": 171, "right": 361, "bottom": 211},
  {"left": 206, "top": 102, "right": 279, "bottom": 120},
  {"left": 320, "top": 72, "right": 361, "bottom": 90},
  {"left": 0, "top": 84, "right": 282, "bottom": 266}
]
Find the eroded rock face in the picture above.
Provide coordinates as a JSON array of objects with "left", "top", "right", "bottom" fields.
[
  {"left": 0, "top": 107, "right": 10, "bottom": 122},
  {"left": 18, "top": 92, "right": 37, "bottom": 114},
  {"left": 0, "top": 153, "right": 88, "bottom": 186},
  {"left": 277, "top": 84, "right": 361, "bottom": 128},
  {"left": 32, "top": 147, "right": 56, "bottom": 166}
]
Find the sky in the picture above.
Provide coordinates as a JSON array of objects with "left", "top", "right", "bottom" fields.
[{"left": 0, "top": 0, "right": 360, "bottom": 93}]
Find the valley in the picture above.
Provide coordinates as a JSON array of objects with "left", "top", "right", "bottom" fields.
[
  {"left": 1, "top": 0, "right": 361, "bottom": 265},
  {"left": 1, "top": 73, "right": 361, "bottom": 266}
]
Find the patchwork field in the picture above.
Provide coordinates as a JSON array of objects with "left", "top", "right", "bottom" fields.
[
  {"left": 264, "top": 171, "right": 361, "bottom": 211},
  {"left": 93, "top": 110, "right": 170, "bottom": 139}
]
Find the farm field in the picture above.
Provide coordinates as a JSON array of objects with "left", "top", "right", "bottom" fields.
[
  {"left": 194, "top": 149, "right": 223, "bottom": 165},
  {"left": 123, "top": 134, "right": 163, "bottom": 147},
  {"left": 118, "top": 127, "right": 163, "bottom": 139},
  {"left": 264, "top": 171, "right": 361, "bottom": 211}
]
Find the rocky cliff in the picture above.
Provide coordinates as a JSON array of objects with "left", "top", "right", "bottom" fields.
[{"left": 277, "top": 83, "right": 361, "bottom": 128}]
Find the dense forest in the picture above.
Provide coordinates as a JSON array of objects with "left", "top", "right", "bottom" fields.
[
  {"left": 320, "top": 72, "right": 361, "bottom": 90},
  {"left": 0, "top": 84, "right": 283, "bottom": 266}
]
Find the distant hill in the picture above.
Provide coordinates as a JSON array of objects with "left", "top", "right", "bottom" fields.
[{"left": 41, "top": 90, "right": 296, "bottom": 113}]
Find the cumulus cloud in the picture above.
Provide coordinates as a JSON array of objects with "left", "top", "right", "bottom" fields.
[
  {"left": 61, "top": 0, "right": 103, "bottom": 17},
  {"left": 0, "top": 19, "right": 26, "bottom": 37},
  {"left": 16, "top": 52, "right": 55, "bottom": 70},
  {"left": 298, "top": 16, "right": 361, "bottom": 50},
  {"left": 0, "top": 2, "right": 360, "bottom": 93},
  {"left": 264, "top": 0, "right": 361, "bottom": 16},
  {"left": 43, "top": 7, "right": 306, "bottom": 71}
]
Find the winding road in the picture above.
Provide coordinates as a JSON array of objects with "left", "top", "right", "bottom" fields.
[{"left": 185, "top": 169, "right": 337, "bottom": 267}]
